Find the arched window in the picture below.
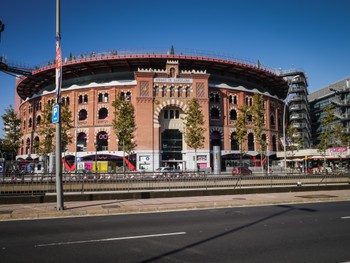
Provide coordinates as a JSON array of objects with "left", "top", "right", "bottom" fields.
[
  {"left": 78, "top": 95, "right": 83, "bottom": 104},
  {"left": 229, "top": 95, "right": 233, "bottom": 104},
  {"left": 154, "top": 86, "right": 159, "bottom": 97},
  {"left": 229, "top": 109, "right": 237, "bottom": 121},
  {"left": 170, "top": 67, "right": 176, "bottom": 78},
  {"left": 170, "top": 110, "right": 174, "bottom": 119},
  {"left": 249, "top": 98, "right": 253, "bottom": 106},
  {"left": 272, "top": 135, "right": 277, "bottom": 152},
  {"left": 178, "top": 87, "right": 182, "bottom": 97},
  {"left": 248, "top": 133, "right": 254, "bottom": 151},
  {"left": 245, "top": 97, "right": 249, "bottom": 105},
  {"left": 126, "top": 92, "right": 131, "bottom": 101},
  {"left": 79, "top": 109, "right": 87, "bottom": 121},
  {"left": 233, "top": 96, "right": 237, "bottom": 104},
  {"left": 210, "top": 93, "right": 214, "bottom": 102},
  {"left": 77, "top": 132, "right": 87, "bottom": 152},
  {"left": 62, "top": 97, "right": 66, "bottom": 106},
  {"left": 36, "top": 115, "right": 41, "bottom": 126},
  {"left": 83, "top": 95, "right": 88, "bottom": 103},
  {"left": 21, "top": 139, "right": 24, "bottom": 155},
  {"left": 164, "top": 110, "right": 168, "bottom": 119},
  {"left": 96, "top": 131, "right": 108, "bottom": 151},
  {"left": 215, "top": 94, "right": 220, "bottom": 103},
  {"left": 98, "top": 108, "right": 108, "bottom": 120},
  {"left": 162, "top": 86, "right": 167, "bottom": 97},
  {"left": 175, "top": 110, "right": 180, "bottom": 119},
  {"left": 170, "top": 86, "right": 175, "bottom": 97},
  {"left": 98, "top": 93, "right": 103, "bottom": 103},
  {"left": 270, "top": 115, "right": 275, "bottom": 126},
  {"left": 66, "top": 97, "right": 70, "bottom": 106},
  {"left": 28, "top": 118, "right": 32, "bottom": 128},
  {"left": 185, "top": 87, "right": 190, "bottom": 98},
  {"left": 104, "top": 93, "right": 109, "bottom": 102},
  {"left": 26, "top": 138, "right": 30, "bottom": 154},
  {"left": 231, "top": 132, "right": 239, "bottom": 150},
  {"left": 210, "top": 108, "right": 220, "bottom": 120}
]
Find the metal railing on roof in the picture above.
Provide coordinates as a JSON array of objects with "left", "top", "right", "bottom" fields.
[{"left": 36, "top": 48, "right": 280, "bottom": 74}]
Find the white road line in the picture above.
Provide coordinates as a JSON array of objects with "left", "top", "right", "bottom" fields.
[
  {"left": 35, "top": 232, "right": 186, "bottom": 247},
  {"left": 341, "top": 216, "right": 350, "bottom": 219}
]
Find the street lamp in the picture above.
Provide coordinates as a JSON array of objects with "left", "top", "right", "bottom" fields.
[{"left": 94, "top": 142, "right": 98, "bottom": 174}]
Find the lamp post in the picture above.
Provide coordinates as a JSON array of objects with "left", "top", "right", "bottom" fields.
[
  {"left": 94, "top": 142, "right": 98, "bottom": 174},
  {"left": 55, "top": 0, "right": 64, "bottom": 211},
  {"left": 75, "top": 112, "right": 78, "bottom": 174}
]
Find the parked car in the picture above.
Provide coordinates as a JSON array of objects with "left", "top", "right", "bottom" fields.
[{"left": 232, "top": 166, "right": 253, "bottom": 175}]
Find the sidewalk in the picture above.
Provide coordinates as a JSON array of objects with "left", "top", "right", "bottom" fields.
[{"left": 1, "top": 189, "right": 350, "bottom": 221}]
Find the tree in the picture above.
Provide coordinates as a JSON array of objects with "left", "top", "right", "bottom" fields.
[
  {"left": 234, "top": 103, "right": 249, "bottom": 167},
  {"left": 1, "top": 105, "right": 21, "bottom": 161},
  {"left": 36, "top": 103, "right": 55, "bottom": 156},
  {"left": 251, "top": 94, "right": 266, "bottom": 173},
  {"left": 112, "top": 93, "right": 136, "bottom": 170},
  {"left": 36, "top": 102, "right": 73, "bottom": 171},
  {"left": 332, "top": 123, "right": 349, "bottom": 147},
  {"left": 182, "top": 99, "right": 206, "bottom": 170},
  {"left": 317, "top": 104, "right": 336, "bottom": 170},
  {"left": 286, "top": 124, "right": 303, "bottom": 155},
  {"left": 60, "top": 103, "right": 73, "bottom": 151}
]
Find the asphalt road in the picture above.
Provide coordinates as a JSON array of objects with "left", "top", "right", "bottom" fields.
[{"left": 1, "top": 201, "right": 350, "bottom": 263}]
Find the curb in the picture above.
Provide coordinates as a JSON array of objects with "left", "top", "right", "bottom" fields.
[
  {"left": 1, "top": 190, "right": 349, "bottom": 221},
  {"left": 1, "top": 184, "right": 350, "bottom": 205}
]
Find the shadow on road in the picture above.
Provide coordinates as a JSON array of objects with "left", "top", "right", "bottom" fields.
[{"left": 141, "top": 204, "right": 318, "bottom": 262}]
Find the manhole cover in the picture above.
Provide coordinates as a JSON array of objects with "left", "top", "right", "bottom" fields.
[
  {"left": 102, "top": 205, "right": 120, "bottom": 209},
  {"left": 296, "top": 194, "right": 338, "bottom": 199}
]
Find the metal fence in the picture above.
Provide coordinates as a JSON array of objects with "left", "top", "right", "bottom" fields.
[{"left": 1, "top": 171, "right": 350, "bottom": 196}]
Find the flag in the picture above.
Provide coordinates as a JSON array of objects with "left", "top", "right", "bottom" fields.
[{"left": 55, "top": 35, "right": 62, "bottom": 103}]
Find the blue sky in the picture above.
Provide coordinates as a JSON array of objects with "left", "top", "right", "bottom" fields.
[{"left": 0, "top": 0, "right": 349, "bottom": 137}]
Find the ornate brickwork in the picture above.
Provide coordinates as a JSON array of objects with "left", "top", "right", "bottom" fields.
[
  {"left": 196, "top": 82, "right": 205, "bottom": 98},
  {"left": 140, "top": 81, "right": 149, "bottom": 97}
]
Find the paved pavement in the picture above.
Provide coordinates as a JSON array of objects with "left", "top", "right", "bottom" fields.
[{"left": 1, "top": 189, "right": 350, "bottom": 221}]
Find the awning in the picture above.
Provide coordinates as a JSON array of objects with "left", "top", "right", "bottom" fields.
[{"left": 309, "top": 155, "right": 350, "bottom": 160}]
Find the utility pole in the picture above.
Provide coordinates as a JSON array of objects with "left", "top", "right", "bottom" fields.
[{"left": 55, "top": 0, "right": 64, "bottom": 210}]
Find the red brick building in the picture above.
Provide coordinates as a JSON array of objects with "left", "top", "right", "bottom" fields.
[{"left": 15, "top": 52, "right": 288, "bottom": 172}]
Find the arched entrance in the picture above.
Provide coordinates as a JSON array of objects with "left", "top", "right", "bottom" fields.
[
  {"left": 77, "top": 132, "right": 87, "bottom": 151},
  {"left": 161, "top": 129, "right": 183, "bottom": 167},
  {"left": 96, "top": 131, "right": 108, "bottom": 151},
  {"left": 210, "top": 131, "right": 222, "bottom": 150},
  {"left": 158, "top": 105, "right": 185, "bottom": 169}
]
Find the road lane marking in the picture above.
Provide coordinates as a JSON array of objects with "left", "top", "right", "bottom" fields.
[
  {"left": 341, "top": 216, "right": 350, "bottom": 219},
  {"left": 35, "top": 232, "right": 186, "bottom": 247}
]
